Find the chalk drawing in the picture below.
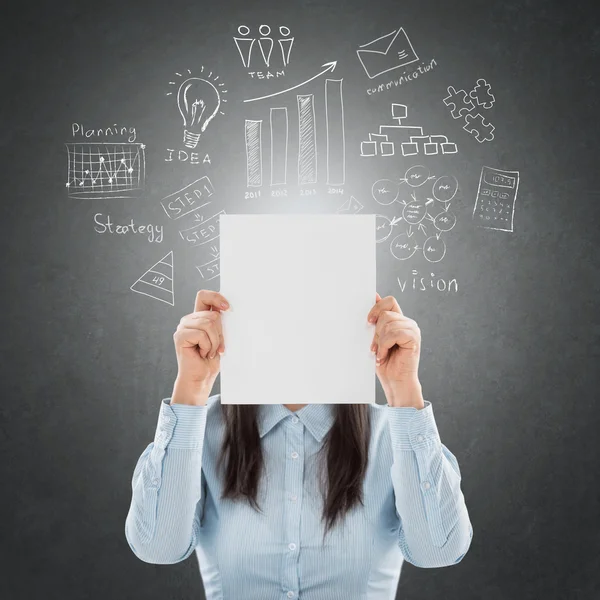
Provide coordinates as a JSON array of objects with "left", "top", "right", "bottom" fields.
[
  {"left": 130, "top": 251, "right": 174, "bottom": 306},
  {"left": 360, "top": 103, "right": 457, "bottom": 157},
  {"left": 234, "top": 25, "right": 295, "bottom": 68},
  {"left": 325, "top": 78, "right": 346, "bottom": 185},
  {"left": 161, "top": 176, "right": 215, "bottom": 220},
  {"left": 472, "top": 166, "right": 519, "bottom": 232},
  {"left": 245, "top": 120, "right": 263, "bottom": 187},
  {"left": 356, "top": 28, "right": 419, "bottom": 79},
  {"left": 336, "top": 196, "right": 363, "bottom": 213},
  {"left": 244, "top": 60, "right": 337, "bottom": 102},
  {"left": 442, "top": 79, "right": 495, "bottom": 143},
  {"left": 166, "top": 67, "right": 227, "bottom": 149},
  {"left": 179, "top": 210, "right": 225, "bottom": 248},
  {"left": 65, "top": 143, "right": 145, "bottom": 199},
  {"left": 270, "top": 107, "right": 288, "bottom": 185}
]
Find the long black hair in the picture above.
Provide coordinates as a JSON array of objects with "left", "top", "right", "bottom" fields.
[{"left": 216, "top": 404, "right": 371, "bottom": 543}]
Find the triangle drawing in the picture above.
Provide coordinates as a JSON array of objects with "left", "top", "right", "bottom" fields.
[{"left": 130, "top": 250, "right": 175, "bottom": 306}]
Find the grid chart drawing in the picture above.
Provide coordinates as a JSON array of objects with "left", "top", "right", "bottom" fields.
[{"left": 65, "top": 143, "right": 146, "bottom": 199}]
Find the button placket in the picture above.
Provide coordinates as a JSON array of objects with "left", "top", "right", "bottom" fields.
[{"left": 281, "top": 418, "right": 303, "bottom": 598}]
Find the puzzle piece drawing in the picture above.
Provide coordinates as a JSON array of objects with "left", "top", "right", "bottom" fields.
[
  {"left": 463, "top": 113, "right": 495, "bottom": 143},
  {"left": 469, "top": 78, "right": 495, "bottom": 109},
  {"left": 443, "top": 86, "right": 475, "bottom": 119}
]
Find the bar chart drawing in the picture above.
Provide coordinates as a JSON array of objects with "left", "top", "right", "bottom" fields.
[
  {"left": 243, "top": 78, "right": 346, "bottom": 188},
  {"left": 270, "top": 107, "right": 288, "bottom": 185},
  {"left": 297, "top": 94, "right": 317, "bottom": 185},
  {"left": 245, "top": 119, "right": 263, "bottom": 187},
  {"left": 325, "top": 78, "right": 345, "bottom": 186}
]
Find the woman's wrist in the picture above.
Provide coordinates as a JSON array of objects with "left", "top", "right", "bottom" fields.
[{"left": 170, "top": 377, "right": 214, "bottom": 406}]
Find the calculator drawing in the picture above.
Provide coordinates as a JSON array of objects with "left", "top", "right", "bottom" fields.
[{"left": 472, "top": 166, "right": 520, "bottom": 232}]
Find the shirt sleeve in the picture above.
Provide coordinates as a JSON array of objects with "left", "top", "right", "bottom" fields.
[
  {"left": 124, "top": 397, "right": 209, "bottom": 564},
  {"left": 386, "top": 400, "right": 473, "bottom": 568}
]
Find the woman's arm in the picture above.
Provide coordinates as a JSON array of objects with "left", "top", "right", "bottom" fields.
[
  {"left": 124, "top": 397, "right": 209, "bottom": 564},
  {"left": 387, "top": 401, "right": 473, "bottom": 568}
]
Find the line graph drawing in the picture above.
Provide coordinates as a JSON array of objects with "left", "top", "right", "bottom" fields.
[
  {"left": 245, "top": 120, "right": 263, "bottom": 187},
  {"left": 297, "top": 94, "right": 317, "bottom": 184},
  {"left": 130, "top": 250, "right": 174, "bottom": 306},
  {"left": 65, "top": 143, "right": 146, "bottom": 199},
  {"left": 325, "top": 78, "right": 345, "bottom": 185},
  {"left": 270, "top": 107, "right": 288, "bottom": 185},
  {"left": 243, "top": 60, "right": 337, "bottom": 102}
]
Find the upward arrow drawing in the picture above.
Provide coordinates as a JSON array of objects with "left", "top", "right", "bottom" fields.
[{"left": 243, "top": 61, "right": 338, "bottom": 102}]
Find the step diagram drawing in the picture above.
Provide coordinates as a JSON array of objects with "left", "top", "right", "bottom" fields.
[
  {"left": 160, "top": 176, "right": 215, "bottom": 220},
  {"left": 360, "top": 103, "right": 457, "bottom": 157},
  {"left": 443, "top": 78, "right": 495, "bottom": 143},
  {"left": 472, "top": 166, "right": 519, "bottom": 232},
  {"left": 65, "top": 143, "right": 145, "bottom": 199},
  {"left": 244, "top": 78, "right": 345, "bottom": 187},
  {"left": 196, "top": 244, "right": 220, "bottom": 281},
  {"left": 130, "top": 250, "right": 175, "bottom": 306},
  {"left": 370, "top": 166, "right": 459, "bottom": 263},
  {"left": 356, "top": 28, "right": 419, "bottom": 79},
  {"left": 243, "top": 60, "right": 337, "bottom": 103},
  {"left": 179, "top": 209, "right": 225, "bottom": 248},
  {"left": 234, "top": 25, "right": 294, "bottom": 68},
  {"left": 166, "top": 67, "right": 227, "bottom": 149}
]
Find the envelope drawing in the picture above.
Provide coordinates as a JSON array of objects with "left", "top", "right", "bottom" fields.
[{"left": 356, "top": 28, "right": 419, "bottom": 79}]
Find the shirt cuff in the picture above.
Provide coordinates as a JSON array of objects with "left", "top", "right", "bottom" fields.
[
  {"left": 386, "top": 400, "right": 442, "bottom": 451},
  {"left": 153, "top": 397, "right": 208, "bottom": 450}
]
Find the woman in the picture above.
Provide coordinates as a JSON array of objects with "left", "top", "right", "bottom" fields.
[{"left": 125, "top": 289, "right": 473, "bottom": 600}]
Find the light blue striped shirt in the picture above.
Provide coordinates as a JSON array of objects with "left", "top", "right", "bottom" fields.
[{"left": 125, "top": 394, "right": 473, "bottom": 600}]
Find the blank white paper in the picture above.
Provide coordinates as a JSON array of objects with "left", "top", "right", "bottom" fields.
[{"left": 219, "top": 214, "right": 376, "bottom": 405}]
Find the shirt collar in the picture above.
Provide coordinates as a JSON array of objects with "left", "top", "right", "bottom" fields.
[{"left": 257, "top": 403, "right": 336, "bottom": 442}]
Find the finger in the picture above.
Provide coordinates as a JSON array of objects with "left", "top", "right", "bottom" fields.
[
  {"left": 377, "top": 324, "right": 419, "bottom": 361},
  {"left": 194, "top": 289, "right": 230, "bottom": 313},
  {"left": 371, "top": 311, "right": 415, "bottom": 348},
  {"left": 178, "top": 314, "right": 221, "bottom": 357},
  {"left": 367, "top": 295, "right": 403, "bottom": 323},
  {"left": 174, "top": 327, "right": 213, "bottom": 358}
]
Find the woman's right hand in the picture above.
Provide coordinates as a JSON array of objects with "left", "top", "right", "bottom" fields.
[{"left": 172, "top": 290, "right": 229, "bottom": 396}]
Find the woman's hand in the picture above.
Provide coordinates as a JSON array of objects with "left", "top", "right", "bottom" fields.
[
  {"left": 367, "top": 293, "right": 423, "bottom": 405},
  {"left": 172, "top": 290, "right": 229, "bottom": 402}
]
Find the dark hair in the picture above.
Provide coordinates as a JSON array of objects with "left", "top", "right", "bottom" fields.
[{"left": 216, "top": 404, "right": 371, "bottom": 544}]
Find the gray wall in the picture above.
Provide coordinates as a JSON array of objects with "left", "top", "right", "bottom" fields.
[{"left": 1, "top": 0, "right": 598, "bottom": 598}]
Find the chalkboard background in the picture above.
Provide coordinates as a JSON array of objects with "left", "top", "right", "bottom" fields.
[{"left": 2, "top": 0, "right": 598, "bottom": 598}]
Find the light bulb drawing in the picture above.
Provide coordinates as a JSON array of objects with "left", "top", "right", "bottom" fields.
[{"left": 166, "top": 67, "right": 227, "bottom": 149}]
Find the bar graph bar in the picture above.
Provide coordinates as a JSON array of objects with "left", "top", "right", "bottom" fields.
[
  {"left": 270, "top": 107, "right": 288, "bottom": 186},
  {"left": 297, "top": 94, "right": 317, "bottom": 185},
  {"left": 245, "top": 119, "right": 262, "bottom": 187},
  {"left": 325, "top": 78, "right": 345, "bottom": 186}
]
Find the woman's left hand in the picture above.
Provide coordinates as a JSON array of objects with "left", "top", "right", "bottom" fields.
[{"left": 368, "top": 293, "right": 422, "bottom": 390}]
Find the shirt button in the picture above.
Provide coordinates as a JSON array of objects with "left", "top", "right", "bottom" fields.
[
  {"left": 164, "top": 416, "right": 172, "bottom": 424},
  {"left": 416, "top": 434, "right": 424, "bottom": 442},
  {"left": 289, "top": 494, "right": 297, "bottom": 501},
  {"left": 151, "top": 477, "right": 160, "bottom": 486},
  {"left": 291, "top": 416, "right": 299, "bottom": 424},
  {"left": 422, "top": 481, "right": 431, "bottom": 490},
  {"left": 288, "top": 542, "right": 296, "bottom": 551},
  {"left": 287, "top": 592, "right": 295, "bottom": 598},
  {"left": 291, "top": 451, "right": 299, "bottom": 459}
]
